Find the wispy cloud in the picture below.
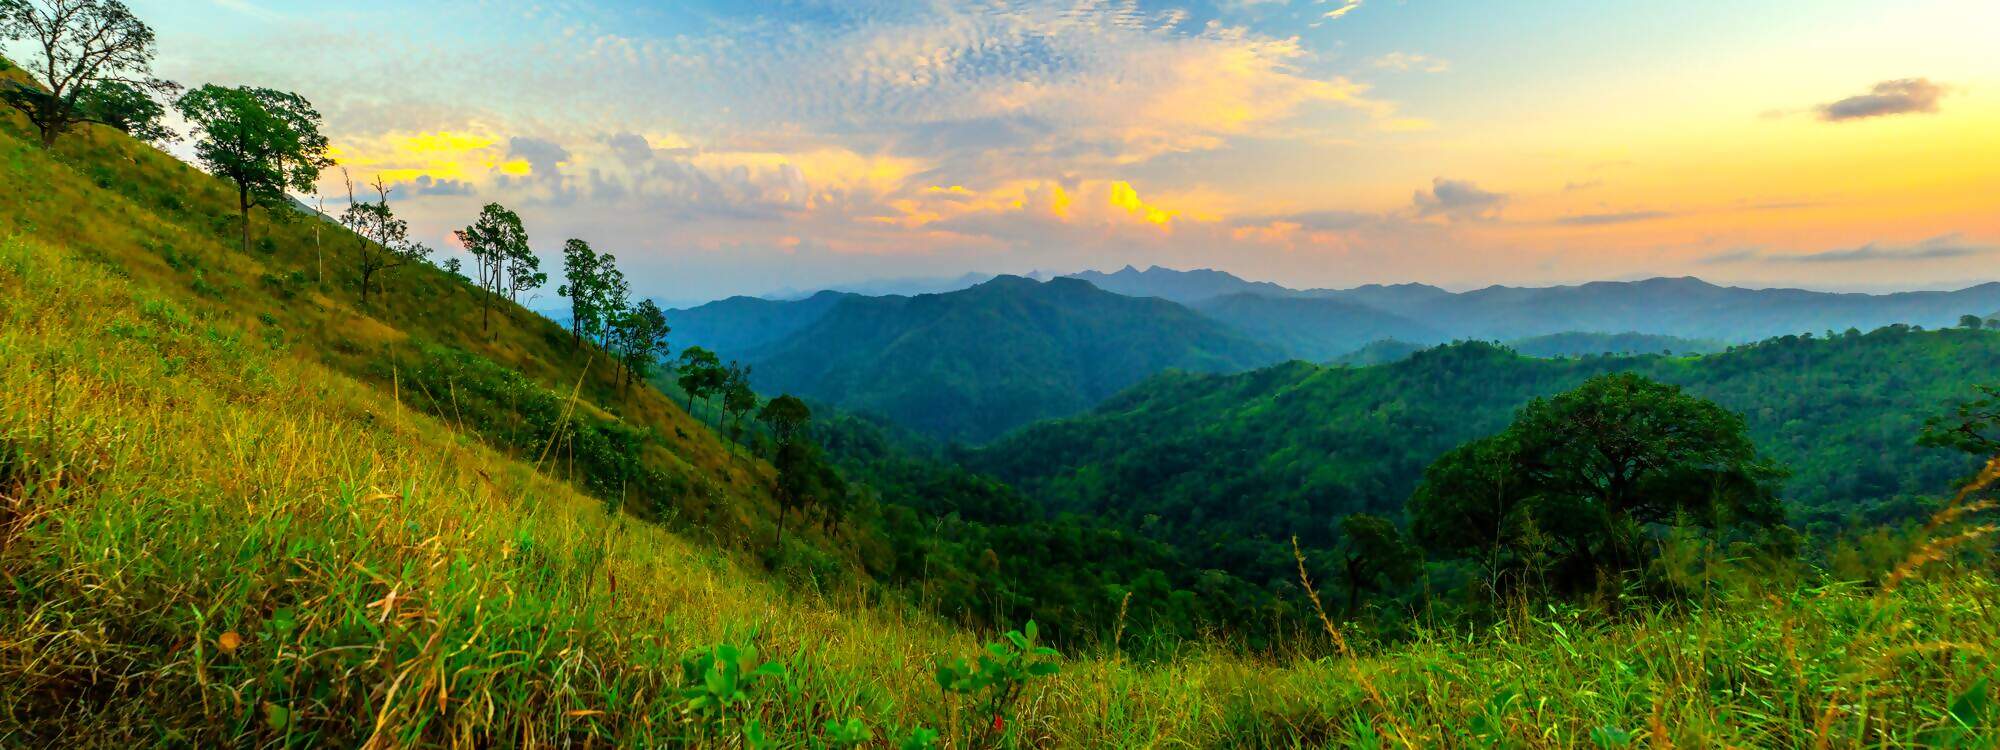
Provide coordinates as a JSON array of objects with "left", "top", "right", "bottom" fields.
[
  {"left": 1370, "top": 52, "right": 1449, "bottom": 74},
  {"left": 1817, "top": 78, "right": 1948, "bottom": 122},
  {"left": 1555, "top": 210, "right": 1674, "bottom": 226}
]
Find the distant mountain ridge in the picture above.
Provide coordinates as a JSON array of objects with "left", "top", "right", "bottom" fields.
[
  {"left": 662, "top": 266, "right": 2000, "bottom": 441},
  {"left": 742, "top": 276, "right": 1286, "bottom": 442}
]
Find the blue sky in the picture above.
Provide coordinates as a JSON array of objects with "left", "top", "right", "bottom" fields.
[{"left": 98, "top": 0, "right": 2000, "bottom": 301}]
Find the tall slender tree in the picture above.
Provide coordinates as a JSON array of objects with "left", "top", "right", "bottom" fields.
[
  {"left": 175, "top": 85, "right": 332, "bottom": 254},
  {"left": 0, "top": 0, "right": 177, "bottom": 147},
  {"left": 721, "top": 362, "right": 756, "bottom": 457},
  {"left": 557, "top": 239, "right": 603, "bottom": 349},
  {"left": 456, "top": 203, "right": 529, "bottom": 331}
]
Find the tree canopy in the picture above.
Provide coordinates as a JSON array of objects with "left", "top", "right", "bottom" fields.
[
  {"left": 175, "top": 84, "right": 332, "bottom": 253},
  {"left": 456, "top": 203, "right": 533, "bottom": 331},
  {"left": 1408, "top": 372, "right": 1785, "bottom": 596}
]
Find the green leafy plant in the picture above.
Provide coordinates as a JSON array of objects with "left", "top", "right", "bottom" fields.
[
  {"left": 679, "top": 642, "right": 786, "bottom": 747},
  {"left": 936, "top": 620, "right": 1059, "bottom": 741},
  {"left": 820, "top": 716, "right": 872, "bottom": 748}
]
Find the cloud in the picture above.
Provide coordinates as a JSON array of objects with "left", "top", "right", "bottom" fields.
[
  {"left": 1705, "top": 234, "right": 1994, "bottom": 264},
  {"left": 1562, "top": 179, "right": 1603, "bottom": 192},
  {"left": 1322, "top": 1, "right": 1363, "bottom": 21},
  {"left": 1817, "top": 79, "right": 1947, "bottom": 122},
  {"left": 605, "top": 132, "right": 654, "bottom": 164},
  {"left": 1413, "top": 178, "right": 1506, "bottom": 221},
  {"left": 1370, "top": 52, "right": 1449, "bottom": 74},
  {"left": 506, "top": 137, "right": 571, "bottom": 176},
  {"left": 1555, "top": 210, "right": 1674, "bottom": 226},
  {"left": 399, "top": 175, "right": 476, "bottom": 197}
]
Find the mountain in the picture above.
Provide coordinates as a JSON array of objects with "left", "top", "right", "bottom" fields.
[
  {"left": 756, "top": 270, "right": 1035, "bottom": 300},
  {"left": 665, "top": 289, "right": 856, "bottom": 360},
  {"left": 1064, "top": 264, "right": 1298, "bottom": 303},
  {"left": 750, "top": 275, "right": 1286, "bottom": 442},
  {"left": 972, "top": 328, "right": 2000, "bottom": 591},
  {"left": 1313, "top": 276, "right": 2000, "bottom": 342},
  {"left": 1191, "top": 293, "right": 1445, "bottom": 360}
]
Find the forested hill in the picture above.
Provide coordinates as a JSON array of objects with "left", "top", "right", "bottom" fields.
[
  {"left": 1190, "top": 293, "right": 1444, "bottom": 361},
  {"left": 750, "top": 275, "right": 1286, "bottom": 443},
  {"left": 662, "top": 289, "right": 856, "bottom": 361},
  {"left": 971, "top": 327, "right": 2000, "bottom": 580}
]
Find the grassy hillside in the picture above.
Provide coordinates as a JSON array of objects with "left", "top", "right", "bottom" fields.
[{"left": 751, "top": 275, "right": 1286, "bottom": 443}]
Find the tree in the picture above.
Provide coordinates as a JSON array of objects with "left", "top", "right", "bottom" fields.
[
  {"left": 1332, "top": 513, "right": 1421, "bottom": 616},
  {"left": 456, "top": 203, "right": 529, "bottom": 331},
  {"left": 1962, "top": 314, "right": 1985, "bottom": 329},
  {"left": 758, "top": 394, "right": 818, "bottom": 542},
  {"left": 0, "top": 0, "right": 176, "bottom": 147},
  {"left": 610, "top": 299, "right": 671, "bottom": 392},
  {"left": 757, "top": 395, "right": 812, "bottom": 449},
  {"left": 1409, "top": 373, "right": 1785, "bottom": 597},
  {"left": 72, "top": 78, "right": 172, "bottom": 142},
  {"left": 339, "top": 173, "right": 430, "bottom": 304},
  {"left": 676, "top": 346, "right": 724, "bottom": 415},
  {"left": 557, "top": 239, "right": 604, "bottom": 349},
  {"left": 721, "top": 362, "right": 757, "bottom": 457},
  {"left": 176, "top": 85, "right": 332, "bottom": 254},
  {"left": 1921, "top": 384, "right": 2000, "bottom": 459}
]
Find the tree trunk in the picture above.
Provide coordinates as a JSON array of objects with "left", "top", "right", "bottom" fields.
[{"left": 238, "top": 188, "right": 252, "bottom": 255}]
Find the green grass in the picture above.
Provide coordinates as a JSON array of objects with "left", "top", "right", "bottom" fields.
[{"left": 2, "top": 71, "right": 1998, "bottom": 747}]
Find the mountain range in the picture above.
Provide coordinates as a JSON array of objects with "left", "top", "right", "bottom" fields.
[
  {"left": 744, "top": 275, "right": 1282, "bottom": 443},
  {"left": 667, "top": 266, "right": 2000, "bottom": 441}
]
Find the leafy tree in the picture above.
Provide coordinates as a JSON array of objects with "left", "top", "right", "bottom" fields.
[
  {"left": 757, "top": 395, "right": 812, "bottom": 448},
  {"left": 455, "top": 203, "right": 529, "bottom": 331},
  {"left": 610, "top": 299, "right": 671, "bottom": 391},
  {"left": 0, "top": 0, "right": 175, "bottom": 147},
  {"left": 1408, "top": 372, "right": 1785, "bottom": 597},
  {"left": 338, "top": 174, "right": 430, "bottom": 304},
  {"left": 175, "top": 84, "right": 332, "bottom": 254},
  {"left": 1333, "top": 513, "right": 1421, "bottom": 616},
  {"left": 555, "top": 239, "right": 625, "bottom": 350},
  {"left": 596, "top": 260, "right": 629, "bottom": 346},
  {"left": 676, "top": 346, "right": 725, "bottom": 415},
  {"left": 72, "top": 78, "right": 172, "bottom": 142},
  {"left": 721, "top": 362, "right": 757, "bottom": 456},
  {"left": 1962, "top": 314, "right": 1986, "bottom": 329},
  {"left": 1922, "top": 384, "right": 2000, "bottom": 459}
]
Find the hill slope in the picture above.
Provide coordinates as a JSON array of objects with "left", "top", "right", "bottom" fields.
[
  {"left": 973, "top": 331, "right": 2000, "bottom": 586},
  {"left": 1063, "top": 264, "right": 1298, "bottom": 303},
  {"left": 1192, "top": 293, "right": 1445, "bottom": 360},
  {"left": 664, "top": 289, "right": 856, "bottom": 361},
  {"left": 751, "top": 275, "right": 1287, "bottom": 442}
]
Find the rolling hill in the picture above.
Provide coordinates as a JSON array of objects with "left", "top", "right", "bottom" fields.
[
  {"left": 972, "top": 329, "right": 2000, "bottom": 591},
  {"left": 1191, "top": 293, "right": 1445, "bottom": 361},
  {"left": 750, "top": 275, "right": 1287, "bottom": 442},
  {"left": 663, "top": 288, "right": 856, "bottom": 361},
  {"left": 1063, "top": 264, "right": 1297, "bottom": 303}
]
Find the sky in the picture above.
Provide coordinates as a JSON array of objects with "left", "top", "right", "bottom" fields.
[{"left": 109, "top": 0, "right": 2000, "bottom": 302}]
